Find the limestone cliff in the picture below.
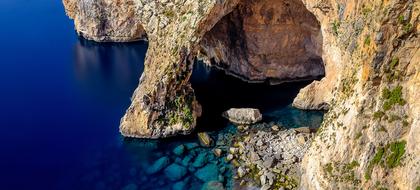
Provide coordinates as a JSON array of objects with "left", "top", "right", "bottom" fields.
[{"left": 63, "top": 0, "right": 419, "bottom": 189}]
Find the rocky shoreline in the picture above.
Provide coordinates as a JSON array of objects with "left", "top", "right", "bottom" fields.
[
  {"left": 141, "top": 114, "right": 316, "bottom": 190},
  {"left": 225, "top": 124, "right": 315, "bottom": 190}
]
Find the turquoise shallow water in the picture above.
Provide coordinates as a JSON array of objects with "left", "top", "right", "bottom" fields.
[{"left": 0, "top": 0, "right": 323, "bottom": 189}]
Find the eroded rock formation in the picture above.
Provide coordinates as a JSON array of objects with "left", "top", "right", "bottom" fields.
[
  {"left": 199, "top": 0, "right": 324, "bottom": 83},
  {"left": 64, "top": 0, "right": 420, "bottom": 189}
]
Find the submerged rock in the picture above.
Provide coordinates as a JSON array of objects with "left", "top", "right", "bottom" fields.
[
  {"left": 201, "top": 181, "right": 225, "bottom": 190},
  {"left": 146, "top": 156, "right": 170, "bottom": 174},
  {"left": 173, "top": 144, "right": 185, "bottom": 156},
  {"left": 222, "top": 108, "right": 262, "bottom": 125},
  {"left": 164, "top": 164, "right": 187, "bottom": 181},
  {"left": 195, "top": 164, "right": 220, "bottom": 182},
  {"left": 172, "top": 180, "right": 187, "bottom": 190},
  {"left": 181, "top": 155, "right": 193, "bottom": 167},
  {"left": 192, "top": 153, "right": 208, "bottom": 168},
  {"left": 185, "top": 143, "right": 199, "bottom": 150},
  {"left": 198, "top": 132, "right": 213, "bottom": 147}
]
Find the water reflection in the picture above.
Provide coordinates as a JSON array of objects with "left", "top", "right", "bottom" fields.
[{"left": 73, "top": 38, "right": 147, "bottom": 103}]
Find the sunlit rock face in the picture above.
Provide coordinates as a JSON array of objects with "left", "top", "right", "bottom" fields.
[
  {"left": 63, "top": 0, "right": 146, "bottom": 42},
  {"left": 199, "top": 0, "right": 324, "bottom": 83}
]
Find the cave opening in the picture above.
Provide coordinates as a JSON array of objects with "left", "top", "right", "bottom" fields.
[{"left": 191, "top": 0, "right": 325, "bottom": 131}]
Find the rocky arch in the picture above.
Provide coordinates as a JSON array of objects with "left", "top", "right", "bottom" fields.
[{"left": 198, "top": 0, "right": 325, "bottom": 84}]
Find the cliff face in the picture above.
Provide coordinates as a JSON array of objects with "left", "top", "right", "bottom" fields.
[
  {"left": 295, "top": 0, "right": 420, "bottom": 189},
  {"left": 63, "top": 0, "right": 419, "bottom": 189}
]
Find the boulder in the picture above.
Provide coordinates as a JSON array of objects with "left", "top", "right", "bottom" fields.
[
  {"left": 226, "top": 154, "right": 234, "bottom": 162},
  {"left": 172, "top": 180, "right": 187, "bottom": 190},
  {"left": 192, "top": 153, "right": 208, "bottom": 168},
  {"left": 164, "top": 164, "right": 187, "bottom": 181},
  {"left": 201, "top": 181, "right": 225, "bottom": 190},
  {"left": 181, "top": 155, "right": 193, "bottom": 167},
  {"left": 295, "top": 127, "right": 311, "bottom": 133},
  {"left": 185, "top": 142, "right": 199, "bottom": 150},
  {"left": 146, "top": 156, "right": 170, "bottom": 174},
  {"left": 237, "top": 167, "right": 246, "bottom": 178},
  {"left": 195, "top": 164, "right": 220, "bottom": 182},
  {"left": 173, "top": 144, "right": 185, "bottom": 156},
  {"left": 213, "top": 148, "right": 222, "bottom": 157},
  {"left": 198, "top": 132, "right": 213, "bottom": 147},
  {"left": 222, "top": 108, "right": 262, "bottom": 125}
]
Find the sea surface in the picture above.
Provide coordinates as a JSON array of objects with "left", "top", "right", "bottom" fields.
[{"left": 0, "top": 1, "right": 323, "bottom": 190}]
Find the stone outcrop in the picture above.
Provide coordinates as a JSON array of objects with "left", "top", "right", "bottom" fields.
[
  {"left": 226, "top": 123, "right": 314, "bottom": 189},
  {"left": 222, "top": 108, "right": 262, "bottom": 125},
  {"left": 64, "top": 0, "right": 420, "bottom": 189},
  {"left": 63, "top": 0, "right": 146, "bottom": 42}
]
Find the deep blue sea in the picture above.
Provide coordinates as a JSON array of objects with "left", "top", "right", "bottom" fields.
[{"left": 0, "top": 1, "right": 323, "bottom": 190}]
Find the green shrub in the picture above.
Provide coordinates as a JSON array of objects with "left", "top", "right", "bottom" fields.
[
  {"left": 386, "top": 141, "right": 406, "bottom": 168},
  {"left": 398, "top": 15, "right": 405, "bottom": 23},
  {"left": 403, "top": 23, "right": 413, "bottom": 33},
  {"left": 390, "top": 57, "right": 399, "bottom": 70},
  {"left": 332, "top": 20, "right": 340, "bottom": 36},
  {"left": 382, "top": 86, "right": 406, "bottom": 111},
  {"left": 382, "top": 88, "right": 391, "bottom": 99},
  {"left": 365, "top": 147, "right": 384, "bottom": 180},
  {"left": 346, "top": 161, "right": 360, "bottom": 170},
  {"left": 364, "top": 35, "right": 371, "bottom": 46}
]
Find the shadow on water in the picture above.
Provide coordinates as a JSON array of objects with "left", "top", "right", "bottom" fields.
[
  {"left": 73, "top": 37, "right": 147, "bottom": 105},
  {"left": 191, "top": 61, "right": 324, "bottom": 132}
]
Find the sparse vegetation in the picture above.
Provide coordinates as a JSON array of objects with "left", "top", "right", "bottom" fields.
[
  {"left": 378, "top": 126, "right": 387, "bottom": 132},
  {"left": 389, "top": 57, "right": 399, "bottom": 70},
  {"left": 388, "top": 114, "right": 401, "bottom": 123},
  {"left": 362, "top": 7, "right": 372, "bottom": 16},
  {"left": 355, "top": 132, "right": 362, "bottom": 140},
  {"left": 403, "top": 23, "right": 413, "bottom": 33},
  {"left": 365, "top": 141, "right": 407, "bottom": 180},
  {"left": 365, "top": 147, "right": 384, "bottom": 180},
  {"left": 374, "top": 111, "right": 385, "bottom": 119},
  {"left": 346, "top": 161, "right": 360, "bottom": 170},
  {"left": 332, "top": 20, "right": 341, "bottom": 36},
  {"left": 167, "top": 95, "right": 194, "bottom": 128},
  {"left": 163, "top": 9, "right": 176, "bottom": 18},
  {"left": 382, "top": 86, "right": 406, "bottom": 111},
  {"left": 324, "top": 163, "right": 334, "bottom": 175},
  {"left": 398, "top": 15, "right": 405, "bottom": 24},
  {"left": 386, "top": 141, "right": 406, "bottom": 168},
  {"left": 364, "top": 35, "right": 371, "bottom": 46}
]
